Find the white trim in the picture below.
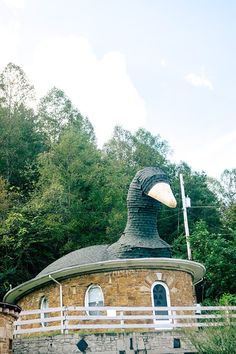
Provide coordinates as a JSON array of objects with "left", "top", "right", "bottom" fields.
[
  {"left": 151, "top": 281, "right": 171, "bottom": 328},
  {"left": 85, "top": 284, "right": 104, "bottom": 316},
  {"left": 4, "top": 258, "right": 205, "bottom": 304}
]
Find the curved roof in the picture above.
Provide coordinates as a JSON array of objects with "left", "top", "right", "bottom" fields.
[
  {"left": 4, "top": 254, "right": 206, "bottom": 304},
  {"left": 37, "top": 245, "right": 109, "bottom": 277}
]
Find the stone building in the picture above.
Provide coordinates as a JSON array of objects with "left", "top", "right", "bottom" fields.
[
  {"left": 4, "top": 167, "right": 205, "bottom": 333},
  {"left": 0, "top": 302, "right": 21, "bottom": 354}
]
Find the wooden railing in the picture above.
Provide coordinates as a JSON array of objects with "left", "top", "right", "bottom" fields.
[{"left": 14, "top": 305, "right": 236, "bottom": 336}]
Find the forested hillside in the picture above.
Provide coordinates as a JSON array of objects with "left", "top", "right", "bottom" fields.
[{"left": 0, "top": 63, "right": 235, "bottom": 303}]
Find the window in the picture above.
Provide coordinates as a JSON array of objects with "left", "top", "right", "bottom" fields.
[
  {"left": 40, "top": 296, "right": 49, "bottom": 327},
  {"left": 151, "top": 282, "right": 171, "bottom": 327},
  {"left": 85, "top": 285, "right": 104, "bottom": 315}
]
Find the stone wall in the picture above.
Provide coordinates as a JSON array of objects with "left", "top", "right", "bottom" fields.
[
  {"left": 0, "top": 303, "right": 21, "bottom": 354},
  {"left": 18, "top": 268, "right": 194, "bottom": 311},
  {"left": 13, "top": 331, "right": 197, "bottom": 354},
  {"left": 16, "top": 268, "right": 195, "bottom": 335}
]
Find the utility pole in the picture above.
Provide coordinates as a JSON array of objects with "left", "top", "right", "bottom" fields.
[{"left": 179, "top": 174, "right": 192, "bottom": 260}]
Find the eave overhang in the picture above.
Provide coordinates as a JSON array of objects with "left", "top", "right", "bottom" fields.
[{"left": 4, "top": 258, "right": 205, "bottom": 304}]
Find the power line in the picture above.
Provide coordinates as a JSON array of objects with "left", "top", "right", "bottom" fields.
[
  {"left": 190, "top": 205, "right": 219, "bottom": 209},
  {"left": 157, "top": 211, "right": 179, "bottom": 222}
]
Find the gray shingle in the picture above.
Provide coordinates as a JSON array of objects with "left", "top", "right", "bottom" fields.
[{"left": 37, "top": 245, "right": 109, "bottom": 277}]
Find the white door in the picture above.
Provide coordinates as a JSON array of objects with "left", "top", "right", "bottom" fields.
[{"left": 151, "top": 282, "right": 171, "bottom": 329}]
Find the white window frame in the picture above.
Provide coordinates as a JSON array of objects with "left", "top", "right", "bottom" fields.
[
  {"left": 85, "top": 284, "right": 104, "bottom": 316},
  {"left": 40, "top": 296, "right": 49, "bottom": 327},
  {"left": 151, "top": 281, "right": 171, "bottom": 329}
]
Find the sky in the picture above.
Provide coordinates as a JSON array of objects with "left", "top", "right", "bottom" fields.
[{"left": 0, "top": 0, "right": 235, "bottom": 179}]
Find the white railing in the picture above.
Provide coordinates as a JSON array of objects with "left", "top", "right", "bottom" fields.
[{"left": 14, "top": 305, "right": 236, "bottom": 336}]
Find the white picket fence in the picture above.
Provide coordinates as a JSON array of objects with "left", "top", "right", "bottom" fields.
[{"left": 14, "top": 305, "right": 236, "bottom": 336}]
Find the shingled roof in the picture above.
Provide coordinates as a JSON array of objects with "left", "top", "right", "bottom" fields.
[{"left": 37, "top": 245, "right": 109, "bottom": 277}]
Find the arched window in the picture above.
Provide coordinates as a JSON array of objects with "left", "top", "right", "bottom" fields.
[
  {"left": 85, "top": 285, "right": 104, "bottom": 316},
  {"left": 40, "top": 296, "right": 49, "bottom": 327},
  {"left": 151, "top": 282, "right": 171, "bottom": 326}
]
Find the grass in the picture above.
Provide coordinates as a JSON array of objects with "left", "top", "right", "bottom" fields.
[{"left": 185, "top": 325, "right": 236, "bottom": 354}]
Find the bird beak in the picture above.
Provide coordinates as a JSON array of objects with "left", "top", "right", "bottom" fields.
[{"left": 147, "top": 182, "right": 177, "bottom": 208}]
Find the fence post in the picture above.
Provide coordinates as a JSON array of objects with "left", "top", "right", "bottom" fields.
[
  {"left": 15, "top": 322, "right": 21, "bottom": 339},
  {"left": 63, "top": 307, "right": 68, "bottom": 334},
  {"left": 172, "top": 310, "right": 177, "bottom": 326},
  {"left": 120, "top": 311, "right": 124, "bottom": 326},
  {"left": 225, "top": 308, "right": 230, "bottom": 325}
]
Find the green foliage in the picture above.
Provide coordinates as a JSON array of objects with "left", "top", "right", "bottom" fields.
[
  {"left": 208, "top": 169, "right": 236, "bottom": 230},
  {"left": 158, "top": 162, "right": 222, "bottom": 245},
  {"left": 186, "top": 326, "right": 236, "bottom": 353},
  {"left": 0, "top": 62, "right": 35, "bottom": 111},
  {"left": 0, "top": 64, "right": 46, "bottom": 191},
  {"left": 37, "top": 87, "right": 95, "bottom": 145},
  {"left": 219, "top": 293, "right": 236, "bottom": 306},
  {"left": 104, "top": 125, "right": 170, "bottom": 169},
  {"left": 0, "top": 63, "right": 235, "bottom": 305},
  {"left": 220, "top": 168, "right": 236, "bottom": 207},
  {"left": 31, "top": 126, "right": 107, "bottom": 253},
  {"left": 0, "top": 209, "right": 60, "bottom": 297},
  {"left": 185, "top": 221, "right": 236, "bottom": 299}
]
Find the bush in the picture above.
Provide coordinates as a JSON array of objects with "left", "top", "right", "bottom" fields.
[
  {"left": 186, "top": 325, "right": 236, "bottom": 353},
  {"left": 219, "top": 293, "right": 236, "bottom": 306}
]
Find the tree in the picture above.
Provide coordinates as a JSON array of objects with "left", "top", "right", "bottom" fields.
[
  {"left": 104, "top": 126, "right": 170, "bottom": 169},
  {"left": 0, "top": 62, "right": 35, "bottom": 113},
  {"left": 219, "top": 169, "right": 236, "bottom": 207},
  {"left": 0, "top": 177, "right": 20, "bottom": 220},
  {"left": 190, "top": 221, "right": 235, "bottom": 299},
  {"left": 0, "top": 105, "right": 45, "bottom": 190},
  {"left": 0, "top": 208, "right": 60, "bottom": 299},
  {"left": 165, "top": 162, "right": 221, "bottom": 243},
  {"left": 218, "top": 169, "right": 236, "bottom": 231},
  {"left": 37, "top": 87, "right": 95, "bottom": 145},
  {"left": 30, "top": 125, "right": 108, "bottom": 253},
  {"left": 0, "top": 64, "right": 45, "bottom": 191},
  {"left": 0, "top": 125, "right": 104, "bottom": 299},
  {"left": 208, "top": 168, "right": 236, "bottom": 237}
]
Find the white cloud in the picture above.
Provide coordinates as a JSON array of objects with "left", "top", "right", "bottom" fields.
[
  {"left": 201, "top": 129, "right": 236, "bottom": 154},
  {"left": 0, "top": 0, "right": 24, "bottom": 68},
  {"left": 3, "top": 0, "right": 26, "bottom": 9},
  {"left": 172, "top": 129, "right": 236, "bottom": 178},
  {"left": 160, "top": 59, "right": 167, "bottom": 68},
  {"left": 185, "top": 71, "right": 213, "bottom": 90},
  {"left": 27, "top": 35, "right": 147, "bottom": 145},
  {"left": 0, "top": 20, "right": 20, "bottom": 69}
]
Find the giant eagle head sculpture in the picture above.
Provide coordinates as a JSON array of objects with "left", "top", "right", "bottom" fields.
[{"left": 108, "top": 167, "right": 177, "bottom": 259}]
